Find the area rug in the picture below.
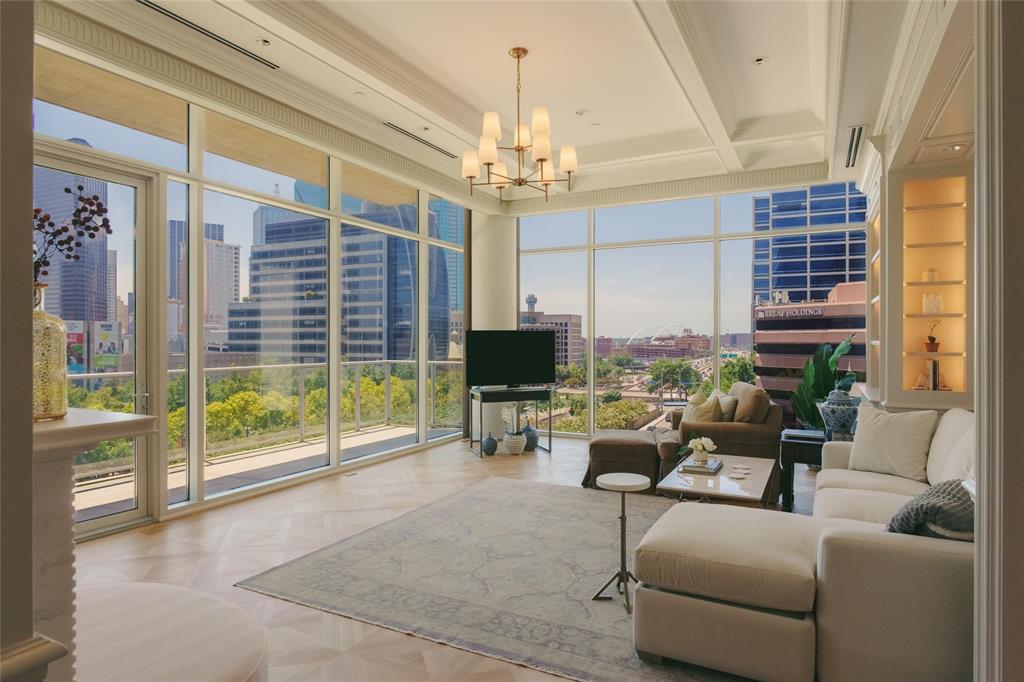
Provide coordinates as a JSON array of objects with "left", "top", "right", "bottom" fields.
[{"left": 238, "top": 478, "right": 739, "bottom": 681}]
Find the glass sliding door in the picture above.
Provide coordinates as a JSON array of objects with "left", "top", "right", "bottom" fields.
[
  {"left": 427, "top": 244, "right": 463, "bottom": 439},
  {"left": 339, "top": 224, "right": 419, "bottom": 459},
  {"left": 201, "top": 190, "right": 329, "bottom": 496},
  {"left": 33, "top": 164, "right": 148, "bottom": 524}
]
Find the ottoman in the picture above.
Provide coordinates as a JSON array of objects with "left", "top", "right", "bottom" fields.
[
  {"left": 632, "top": 503, "right": 832, "bottom": 682},
  {"left": 582, "top": 430, "right": 659, "bottom": 493}
]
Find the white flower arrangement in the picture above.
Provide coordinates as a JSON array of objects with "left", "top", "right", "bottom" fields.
[{"left": 688, "top": 436, "right": 717, "bottom": 453}]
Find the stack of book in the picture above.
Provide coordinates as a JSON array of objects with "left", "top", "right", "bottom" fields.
[{"left": 677, "top": 454, "right": 723, "bottom": 475}]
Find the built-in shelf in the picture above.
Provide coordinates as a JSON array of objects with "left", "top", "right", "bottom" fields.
[
  {"left": 903, "top": 351, "right": 966, "bottom": 357},
  {"left": 903, "top": 202, "right": 966, "bottom": 212},
  {"left": 904, "top": 241, "right": 967, "bottom": 249},
  {"left": 870, "top": 250, "right": 881, "bottom": 265},
  {"left": 870, "top": 339, "right": 881, "bottom": 346},
  {"left": 870, "top": 295, "right": 881, "bottom": 305},
  {"left": 904, "top": 280, "right": 965, "bottom": 287},
  {"left": 904, "top": 312, "right": 965, "bottom": 318}
]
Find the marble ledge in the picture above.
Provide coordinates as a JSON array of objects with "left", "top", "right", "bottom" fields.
[{"left": 33, "top": 408, "right": 157, "bottom": 461}]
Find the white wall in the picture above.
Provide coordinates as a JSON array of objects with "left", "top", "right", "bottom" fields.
[{"left": 469, "top": 211, "right": 518, "bottom": 440}]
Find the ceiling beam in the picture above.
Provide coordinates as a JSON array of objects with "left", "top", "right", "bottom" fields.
[{"left": 634, "top": 0, "right": 745, "bottom": 172}]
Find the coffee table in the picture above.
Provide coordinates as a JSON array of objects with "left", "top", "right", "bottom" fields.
[{"left": 655, "top": 454, "right": 775, "bottom": 507}]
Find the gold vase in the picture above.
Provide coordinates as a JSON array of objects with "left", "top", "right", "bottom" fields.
[{"left": 33, "top": 283, "right": 67, "bottom": 421}]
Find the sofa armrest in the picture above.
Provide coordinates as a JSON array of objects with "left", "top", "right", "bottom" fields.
[
  {"left": 816, "top": 527, "right": 973, "bottom": 682},
  {"left": 821, "top": 441, "right": 853, "bottom": 469},
  {"left": 669, "top": 408, "right": 685, "bottom": 431}
]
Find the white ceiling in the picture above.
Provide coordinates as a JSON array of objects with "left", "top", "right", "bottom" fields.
[{"left": 65, "top": 0, "right": 915, "bottom": 198}]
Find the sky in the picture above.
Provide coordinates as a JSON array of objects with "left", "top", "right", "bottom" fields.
[
  {"left": 36, "top": 99, "right": 761, "bottom": 337},
  {"left": 520, "top": 205, "right": 758, "bottom": 337}
]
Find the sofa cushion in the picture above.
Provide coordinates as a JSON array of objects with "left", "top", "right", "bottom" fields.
[
  {"left": 655, "top": 429, "right": 681, "bottom": 461},
  {"left": 849, "top": 403, "right": 937, "bottom": 482},
  {"left": 710, "top": 389, "right": 738, "bottom": 422},
  {"left": 925, "top": 408, "right": 975, "bottom": 484},
  {"left": 939, "top": 426, "right": 976, "bottom": 483},
  {"left": 682, "top": 396, "right": 722, "bottom": 424},
  {"left": 634, "top": 503, "right": 873, "bottom": 612},
  {"left": 588, "top": 430, "right": 656, "bottom": 460},
  {"left": 813, "top": 488, "right": 912, "bottom": 525},
  {"left": 733, "top": 386, "right": 771, "bottom": 424},
  {"left": 815, "top": 468, "right": 930, "bottom": 497}
]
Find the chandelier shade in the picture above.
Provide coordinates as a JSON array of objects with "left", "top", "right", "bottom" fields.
[{"left": 461, "top": 47, "right": 578, "bottom": 200}]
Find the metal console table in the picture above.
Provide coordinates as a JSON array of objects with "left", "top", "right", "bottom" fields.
[{"left": 469, "top": 386, "right": 553, "bottom": 457}]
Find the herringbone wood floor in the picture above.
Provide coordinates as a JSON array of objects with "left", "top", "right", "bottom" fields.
[{"left": 76, "top": 437, "right": 817, "bottom": 682}]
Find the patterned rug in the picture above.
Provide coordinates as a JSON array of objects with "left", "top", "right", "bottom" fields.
[{"left": 238, "top": 478, "right": 739, "bottom": 681}]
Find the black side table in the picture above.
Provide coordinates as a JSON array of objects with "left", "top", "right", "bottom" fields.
[{"left": 779, "top": 430, "right": 826, "bottom": 512}]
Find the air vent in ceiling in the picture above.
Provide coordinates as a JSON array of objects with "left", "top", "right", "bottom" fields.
[
  {"left": 135, "top": 0, "right": 280, "bottom": 70},
  {"left": 383, "top": 122, "right": 457, "bottom": 159},
  {"left": 845, "top": 124, "right": 865, "bottom": 168}
]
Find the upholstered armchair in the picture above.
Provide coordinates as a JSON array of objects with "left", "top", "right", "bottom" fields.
[{"left": 656, "top": 382, "right": 783, "bottom": 489}]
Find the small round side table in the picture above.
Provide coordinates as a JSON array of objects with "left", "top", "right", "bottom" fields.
[{"left": 593, "top": 472, "right": 650, "bottom": 613}]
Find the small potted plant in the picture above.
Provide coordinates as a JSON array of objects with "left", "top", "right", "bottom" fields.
[
  {"left": 925, "top": 319, "right": 942, "bottom": 352},
  {"left": 501, "top": 405, "right": 527, "bottom": 455}
]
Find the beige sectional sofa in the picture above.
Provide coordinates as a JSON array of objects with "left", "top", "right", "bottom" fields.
[{"left": 632, "top": 407, "right": 975, "bottom": 682}]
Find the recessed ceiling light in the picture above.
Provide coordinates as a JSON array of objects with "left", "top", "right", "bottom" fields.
[
  {"left": 256, "top": 37, "right": 271, "bottom": 46},
  {"left": 947, "top": 144, "right": 966, "bottom": 152},
  {"left": 590, "top": 122, "right": 601, "bottom": 128},
  {"left": 576, "top": 108, "right": 590, "bottom": 117},
  {"left": 421, "top": 126, "right": 431, "bottom": 132},
  {"left": 752, "top": 56, "right": 769, "bottom": 66},
  {"left": 353, "top": 91, "right": 366, "bottom": 96}
]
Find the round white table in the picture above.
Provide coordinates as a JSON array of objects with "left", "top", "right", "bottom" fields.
[{"left": 594, "top": 473, "right": 650, "bottom": 613}]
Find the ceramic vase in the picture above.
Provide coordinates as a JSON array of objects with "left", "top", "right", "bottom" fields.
[
  {"left": 33, "top": 283, "right": 67, "bottom": 422},
  {"left": 522, "top": 419, "right": 539, "bottom": 452},
  {"left": 817, "top": 389, "right": 860, "bottom": 441},
  {"left": 504, "top": 432, "right": 527, "bottom": 455},
  {"left": 481, "top": 432, "right": 498, "bottom": 456}
]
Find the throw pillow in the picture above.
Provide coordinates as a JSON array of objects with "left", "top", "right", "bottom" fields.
[
  {"left": 688, "top": 390, "right": 707, "bottom": 406},
  {"left": 710, "top": 389, "right": 738, "bottom": 422},
  {"left": 849, "top": 403, "right": 937, "bottom": 482},
  {"left": 886, "top": 479, "right": 974, "bottom": 541},
  {"left": 682, "top": 397, "right": 722, "bottom": 424},
  {"left": 734, "top": 388, "right": 771, "bottom": 423}
]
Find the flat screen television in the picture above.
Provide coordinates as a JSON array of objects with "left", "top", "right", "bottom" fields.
[{"left": 465, "top": 330, "right": 556, "bottom": 387}]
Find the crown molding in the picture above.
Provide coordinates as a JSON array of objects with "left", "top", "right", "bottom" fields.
[
  {"left": 33, "top": 1, "right": 502, "bottom": 214},
  {"left": 248, "top": 0, "right": 483, "bottom": 138},
  {"left": 731, "top": 111, "right": 825, "bottom": 146},
  {"left": 922, "top": 44, "right": 975, "bottom": 141},
  {"left": 575, "top": 129, "right": 714, "bottom": 167},
  {"left": 504, "top": 161, "right": 828, "bottom": 215}
]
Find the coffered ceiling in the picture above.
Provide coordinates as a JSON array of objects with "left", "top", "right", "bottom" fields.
[{"left": 54, "top": 0, "right": 913, "bottom": 199}]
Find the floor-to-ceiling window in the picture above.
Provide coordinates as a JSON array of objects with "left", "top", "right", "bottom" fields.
[
  {"left": 32, "top": 45, "right": 466, "bottom": 531},
  {"left": 518, "top": 183, "right": 867, "bottom": 433}
]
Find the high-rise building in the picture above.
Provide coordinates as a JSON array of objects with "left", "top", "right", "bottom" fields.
[
  {"left": 227, "top": 203, "right": 451, "bottom": 363},
  {"left": 32, "top": 160, "right": 109, "bottom": 322},
  {"left": 204, "top": 237, "right": 240, "bottom": 328},
  {"left": 519, "top": 294, "right": 583, "bottom": 367},
  {"left": 106, "top": 250, "right": 118, "bottom": 324},
  {"left": 168, "top": 220, "right": 226, "bottom": 301},
  {"left": 751, "top": 182, "right": 868, "bottom": 305}
]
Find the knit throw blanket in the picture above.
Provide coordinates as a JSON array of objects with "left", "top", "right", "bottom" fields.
[{"left": 886, "top": 478, "right": 975, "bottom": 542}]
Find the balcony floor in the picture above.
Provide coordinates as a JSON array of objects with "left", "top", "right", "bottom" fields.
[{"left": 73, "top": 425, "right": 461, "bottom": 520}]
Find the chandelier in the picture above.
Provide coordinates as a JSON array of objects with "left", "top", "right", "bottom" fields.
[{"left": 460, "top": 47, "right": 578, "bottom": 200}]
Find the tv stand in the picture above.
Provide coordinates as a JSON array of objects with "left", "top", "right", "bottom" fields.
[{"left": 469, "top": 386, "right": 554, "bottom": 457}]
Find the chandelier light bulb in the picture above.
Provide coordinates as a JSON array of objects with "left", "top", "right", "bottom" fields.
[
  {"left": 461, "top": 150, "right": 480, "bottom": 179},
  {"left": 532, "top": 132, "right": 552, "bottom": 163},
  {"left": 482, "top": 111, "right": 502, "bottom": 141},
  {"left": 531, "top": 106, "right": 551, "bottom": 137},
  {"left": 478, "top": 136, "right": 498, "bottom": 166},
  {"left": 559, "top": 145, "right": 579, "bottom": 174},
  {"left": 514, "top": 123, "right": 531, "bottom": 149}
]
